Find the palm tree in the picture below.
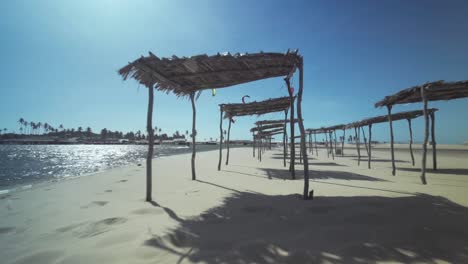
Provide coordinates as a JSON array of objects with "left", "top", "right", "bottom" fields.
[
  {"left": 59, "top": 124, "right": 64, "bottom": 132},
  {"left": 37, "top": 122, "right": 42, "bottom": 134},
  {"left": 158, "top": 128, "right": 161, "bottom": 135},
  {"left": 18, "top": 118, "right": 24, "bottom": 134},
  {"left": 30, "top": 122, "right": 36, "bottom": 135},
  {"left": 185, "top": 130, "right": 189, "bottom": 139},
  {"left": 44, "top": 123, "right": 49, "bottom": 134},
  {"left": 78, "top": 126, "right": 83, "bottom": 136},
  {"left": 154, "top": 126, "right": 158, "bottom": 136},
  {"left": 23, "top": 121, "right": 29, "bottom": 134},
  {"left": 86, "top": 127, "right": 92, "bottom": 138}
]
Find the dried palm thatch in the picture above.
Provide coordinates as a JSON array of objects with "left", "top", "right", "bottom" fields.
[
  {"left": 375, "top": 80, "right": 468, "bottom": 107},
  {"left": 118, "top": 51, "right": 299, "bottom": 96},
  {"left": 255, "top": 119, "right": 300, "bottom": 126},
  {"left": 250, "top": 123, "right": 285, "bottom": 132},
  {"left": 345, "top": 109, "right": 438, "bottom": 128},
  {"left": 257, "top": 127, "right": 285, "bottom": 135},
  {"left": 221, "top": 96, "right": 294, "bottom": 118}
]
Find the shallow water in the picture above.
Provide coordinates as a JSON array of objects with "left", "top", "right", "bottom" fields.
[{"left": 0, "top": 144, "right": 219, "bottom": 191}]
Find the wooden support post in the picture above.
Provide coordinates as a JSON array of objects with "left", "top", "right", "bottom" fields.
[
  {"left": 217, "top": 107, "right": 223, "bottom": 171},
  {"left": 297, "top": 57, "right": 310, "bottom": 200},
  {"left": 387, "top": 105, "right": 396, "bottom": 176},
  {"left": 354, "top": 127, "right": 360, "bottom": 166},
  {"left": 145, "top": 86, "right": 154, "bottom": 202},
  {"left": 225, "top": 118, "right": 232, "bottom": 165},
  {"left": 329, "top": 130, "right": 334, "bottom": 160},
  {"left": 314, "top": 132, "right": 318, "bottom": 156},
  {"left": 258, "top": 125, "right": 262, "bottom": 162},
  {"left": 333, "top": 129, "right": 338, "bottom": 155},
  {"left": 361, "top": 126, "right": 369, "bottom": 157},
  {"left": 368, "top": 124, "right": 372, "bottom": 169},
  {"left": 285, "top": 78, "right": 295, "bottom": 179},
  {"left": 190, "top": 92, "right": 197, "bottom": 180},
  {"left": 407, "top": 119, "right": 415, "bottom": 166},
  {"left": 325, "top": 131, "right": 330, "bottom": 158},
  {"left": 430, "top": 112, "right": 437, "bottom": 170},
  {"left": 299, "top": 137, "right": 303, "bottom": 164},
  {"left": 421, "top": 86, "right": 429, "bottom": 184},
  {"left": 283, "top": 110, "right": 287, "bottom": 167},
  {"left": 252, "top": 132, "right": 255, "bottom": 158},
  {"left": 341, "top": 128, "right": 345, "bottom": 156}
]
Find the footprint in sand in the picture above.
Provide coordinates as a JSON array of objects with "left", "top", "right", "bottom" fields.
[
  {"left": 12, "top": 251, "right": 63, "bottom": 264},
  {"left": 117, "top": 179, "right": 128, "bottom": 183},
  {"left": 0, "top": 226, "right": 15, "bottom": 235},
  {"left": 56, "top": 222, "right": 88, "bottom": 233},
  {"left": 105, "top": 189, "right": 112, "bottom": 193},
  {"left": 131, "top": 208, "right": 164, "bottom": 215},
  {"left": 80, "top": 201, "right": 109, "bottom": 209},
  {"left": 74, "top": 217, "right": 127, "bottom": 238}
]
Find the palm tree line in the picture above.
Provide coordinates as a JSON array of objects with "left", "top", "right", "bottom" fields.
[{"left": 9, "top": 118, "right": 189, "bottom": 141}]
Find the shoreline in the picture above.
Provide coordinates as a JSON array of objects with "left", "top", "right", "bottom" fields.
[{"left": 0, "top": 145, "right": 226, "bottom": 196}]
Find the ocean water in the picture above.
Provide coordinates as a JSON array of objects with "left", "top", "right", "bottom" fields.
[{"left": 0, "top": 144, "right": 219, "bottom": 192}]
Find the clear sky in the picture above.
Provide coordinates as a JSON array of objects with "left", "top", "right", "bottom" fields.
[{"left": 1, "top": 0, "right": 468, "bottom": 144}]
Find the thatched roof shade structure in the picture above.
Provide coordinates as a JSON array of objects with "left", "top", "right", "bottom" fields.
[
  {"left": 221, "top": 97, "right": 294, "bottom": 118},
  {"left": 252, "top": 119, "right": 301, "bottom": 170},
  {"left": 374, "top": 80, "right": 468, "bottom": 185},
  {"left": 375, "top": 80, "right": 468, "bottom": 107},
  {"left": 221, "top": 96, "right": 293, "bottom": 169},
  {"left": 250, "top": 123, "right": 285, "bottom": 132},
  {"left": 119, "top": 51, "right": 300, "bottom": 96},
  {"left": 346, "top": 109, "right": 438, "bottom": 128},
  {"left": 120, "top": 50, "right": 311, "bottom": 201}
]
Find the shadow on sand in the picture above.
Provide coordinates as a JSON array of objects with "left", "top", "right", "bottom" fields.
[
  {"left": 397, "top": 167, "right": 468, "bottom": 176},
  {"left": 353, "top": 158, "right": 410, "bottom": 163},
  {"left": 144, "top": 192, "right": 468, "bottom": 263},
  {"left": 258, "top": 168, "right": 386, "bottom": 182}
]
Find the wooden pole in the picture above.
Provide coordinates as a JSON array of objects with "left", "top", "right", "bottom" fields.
[
  {"left": 421, "top": 86, "right": 428, "bottom": 184},
  {"left": 145, "top": 86, "right": 154, "bottom": 202},
  {"left": 354, "top": 127, "right": 360, "bottom": 166},
  {"left": 309, "top": 133, "right": 313, "bottom": 153},
  {"left": 297, "top": 57, "right": 310, "bottom": 200},
  {"left": 258, "top": 125, "right": 262, "bottom": 162},
  {"left": 341, "top": 128, "right": 345, "bottom": 156},
  {"left": 299, "top": 136, "right": 303, "bottom": 164},
  {"left": 190, "top": 92, "right": 197, "bottom": 180},
  {"left": 387, "top": 105, "right": 396, "bottom": 176},
  {"left": 283, "top": 110, "right": 287, "bottom": 167},
  {"left": 252, "top": 132, "right": 255, "bottom": 158},
  {"left": 314, "top": 132, "right": 318, "bottom": 156},
  {"left": 430, "top": 112, "right": 437, "bottom": 170},
  {"left": 333, "top": 129, "right": 338, "bottom": 155},
  {"left": 225, "top": 118, "right": 232, "bottom": 165},
  {"left": 217, "top": 107, "right": 223, "bottom": 171},
  {"left": 368, "top": 124, "right": 372, "bottom": 169},
  {"left": 329, "top": 130, "right": 334, "bottom": 160},
  {"left": 325, "top": 131, "right": 330, "bottom": 158},
  {"left": 407, "top": 118, "right": 415, "bottom": 166},
  {"left": 285, "top": 78, "right": 295, "bottom": 179},
  {"left": 361, "top": 126, "right": 369, "bottom": 157}
]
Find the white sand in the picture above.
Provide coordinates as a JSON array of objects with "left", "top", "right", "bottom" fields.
[{"left": 1, "top": 146, "right": 468, "bottom": 263}]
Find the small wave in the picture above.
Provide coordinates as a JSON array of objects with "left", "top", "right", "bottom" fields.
[{"left": 0, "top": 189, "right": 10, "bottom": 195}]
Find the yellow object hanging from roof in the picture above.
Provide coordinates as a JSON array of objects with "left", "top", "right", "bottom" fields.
[{"left": 212, "top": 89, "right": 216, "bottom": 96}]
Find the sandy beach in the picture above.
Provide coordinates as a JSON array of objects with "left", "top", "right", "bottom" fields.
[{"left": 1, "top": 146, "right": 468, "bottom": 263}]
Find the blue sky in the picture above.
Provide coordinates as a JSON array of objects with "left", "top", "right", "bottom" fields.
[{"left": 1, "top": 0, "right": 468, "bottom": 143}]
